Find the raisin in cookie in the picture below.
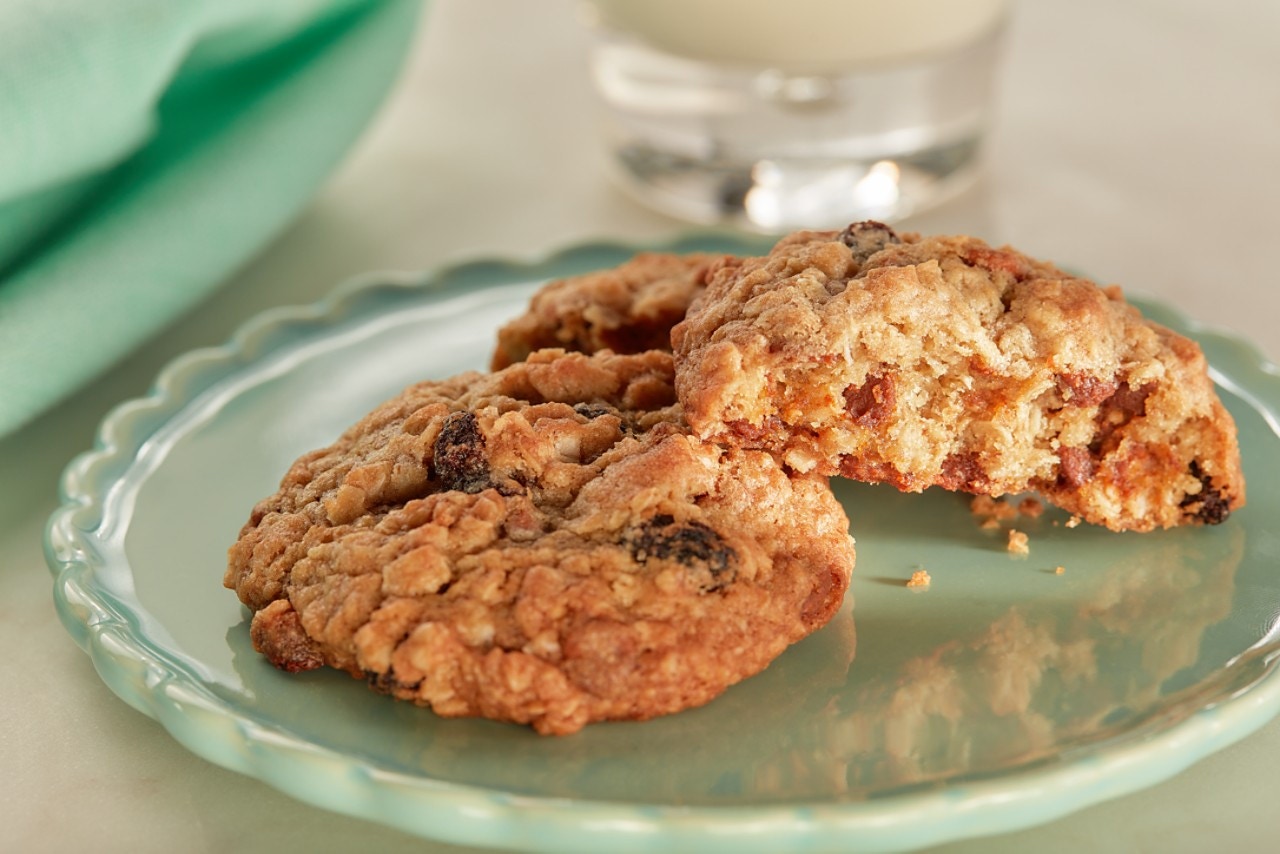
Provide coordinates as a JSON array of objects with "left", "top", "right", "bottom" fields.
[
  {"left": 491, "top": 252, "right": 732, "bottom": 369},
  {"left": 672, "top": 222, "right": 1244, "bottom": 532},
  {"left": 226, "top": 349, "right": 855, "bottom": 735}
]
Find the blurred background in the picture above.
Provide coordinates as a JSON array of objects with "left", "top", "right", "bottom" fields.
[
  {"left": 171, "top": 0, "right": 1276, "bottom": 352},
  {"left": 4, "top": 0, "right": 1278, "bottom": 851}
]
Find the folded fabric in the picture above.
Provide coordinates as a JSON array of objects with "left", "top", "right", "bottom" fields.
[{"left": 0, "top": 0, "right": 424, "bottom": 437}]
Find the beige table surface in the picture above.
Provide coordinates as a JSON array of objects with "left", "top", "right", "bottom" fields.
[{"left": 4, "top": 1, "right": 1279, "bottom": 851}]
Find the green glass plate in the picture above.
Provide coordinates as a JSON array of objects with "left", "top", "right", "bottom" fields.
[{"left": 46, "top": 236, "right": 1280, "bottom": 852}]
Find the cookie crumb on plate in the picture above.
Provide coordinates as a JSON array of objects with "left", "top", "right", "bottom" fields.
[
  {"left": 1007, "top": 529, "right": 1030, "bottom": 555},
  {"left": 971, "top": 495, "right": 1018, "bottom": 523}
]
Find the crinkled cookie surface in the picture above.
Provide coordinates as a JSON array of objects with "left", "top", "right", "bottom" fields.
[
  {"left": 226, "top": 349, "right": 855, "bottom": 734},
  {"left": 491, "top": 252, "right": 732, "bottom": 369}
]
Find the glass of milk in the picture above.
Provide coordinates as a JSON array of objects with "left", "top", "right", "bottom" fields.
[{"left": 582, "top": 0, "right": 1011, "bottom": 232}]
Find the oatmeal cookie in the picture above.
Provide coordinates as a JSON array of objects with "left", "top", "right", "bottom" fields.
[
  {"left": 491, "top": 252, "right": 732, "bottom": 369},
  {"left": 226, "top": 349, "right": 855, "bottom": 735},
  {"left": 672, "top": 222, "right": 1244, "bottom": 532}
]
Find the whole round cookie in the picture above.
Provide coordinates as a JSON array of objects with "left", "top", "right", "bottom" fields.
[
  {"left": 672, "top": 222, "right": 1245, "bottom": 532},
  {"left": 490, "top": 252, "right": 733, "bottom": 369},
  {"left": 225, "top": 349, "right": 855, "bottom": 735}
]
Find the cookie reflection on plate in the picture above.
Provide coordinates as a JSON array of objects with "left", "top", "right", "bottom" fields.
[{"left": 826, "top": 524, "right": 1243, "bottom": 793}]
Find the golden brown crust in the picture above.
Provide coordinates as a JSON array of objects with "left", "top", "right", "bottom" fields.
[
  {"left": 226, "top": 350, "right": 854, "bottom": 735},
  {"left": 672, "top": 223, "right": 1245, "bottom": 532},
  {"left": 491, "top": 253, "right": 732, "bottom": 369}
]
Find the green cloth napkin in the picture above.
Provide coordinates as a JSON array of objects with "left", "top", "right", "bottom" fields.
[{"left": 0, "top": 0, "right": 423, "bottom": 437}]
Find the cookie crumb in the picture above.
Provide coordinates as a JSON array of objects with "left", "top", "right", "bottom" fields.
[
  {"left": 1054, "top": 565, "right": 1065, "bottom": 575},
  {"left": 906, "top": 569, "right": 932, "bottom": 590},
  {"left": 1007, "top": 529, "right": 1030, "bottom": 555},
  {"left": 971, "top": 495, "right": 1017, "bottom": 523},
  {"left": 1065, "top": 515, "right": 1082, "bottom": 529},
  {"left": 1018, "top": 497, "right": 1045, "bottom": 518}
]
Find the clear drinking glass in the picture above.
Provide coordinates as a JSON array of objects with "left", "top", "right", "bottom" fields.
[{"left": 583, "top": 0, "right": 1011, "bottom": 232}]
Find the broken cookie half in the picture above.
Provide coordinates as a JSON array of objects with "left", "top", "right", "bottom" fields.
[{"left": 672, "top": 222, "right": 1244, "bottom": 532}]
